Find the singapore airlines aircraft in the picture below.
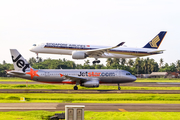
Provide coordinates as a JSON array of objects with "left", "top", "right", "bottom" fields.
[
  {"left": 30, "top": 31, "right": 167, "bottom": 64},
  {"left": 7, "top": 49, "right": 136, "bottom": 90}
]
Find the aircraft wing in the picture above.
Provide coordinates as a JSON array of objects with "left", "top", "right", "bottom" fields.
[
  {"left": 85, "top": 42, "right": 125, "bottom": 56},
  {"left": 60, "top": 74, "right": 87, "bottom": 82}
]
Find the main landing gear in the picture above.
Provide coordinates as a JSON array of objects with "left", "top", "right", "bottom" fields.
[
  {"left": 93, "top": 58, "right": 100, "bottom": 64},
  {"left": 93, "top": 60, "right": 100, "bottom": 64},
  {"left": 74, "top": 82, "right": 79, "bottom": 90},
  {"left": 74, "top": 85, "right": 78, "bottom": 90},
  {"left": 118, "top": 83, "right": 121, "bottom": 90}
]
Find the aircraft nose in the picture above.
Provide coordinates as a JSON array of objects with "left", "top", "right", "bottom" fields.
[
  {"left": 29, "top": 48, "right": 33, "bottom": 52},
  {"left": 130, "top": 75, "right": 137, "bottom": 82},
  {"left": 29, "top": 45, "right": 37, "bottom": 52}
]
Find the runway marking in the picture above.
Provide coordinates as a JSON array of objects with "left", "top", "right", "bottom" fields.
[{"left": 118, "top": 109, "right": 128, "bottom": 112}]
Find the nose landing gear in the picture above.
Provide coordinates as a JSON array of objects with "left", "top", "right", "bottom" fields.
[
  {"left": 36, "top": 53, "right": 39, "bottom": 62},
  {"left": 118, "top": 83, "right": 121, "bottom": 90}
]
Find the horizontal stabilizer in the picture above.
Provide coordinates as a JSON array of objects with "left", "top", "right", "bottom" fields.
[
  {"left": 148, "top": 50, "right": 165, "bottom": 53},
  {"left": 7, "top": 71, "right": 26, "bottom": 75}
]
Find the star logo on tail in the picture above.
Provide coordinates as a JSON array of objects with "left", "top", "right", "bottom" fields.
[{"left": 26, "top": 68, "right": 40, "bottom": 79}]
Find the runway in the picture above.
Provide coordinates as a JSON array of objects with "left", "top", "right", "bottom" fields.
[
  {"left": 0, "top": 103, "right": 180, "bottom": 112},
  {"left": 1, "top": 81, "right": 180, "bottom": 87},
  {"left": 0, "top": 89, "right": 180, "bottom": 94}
]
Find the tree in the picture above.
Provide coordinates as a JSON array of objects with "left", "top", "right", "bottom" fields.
[
  {"left": 29, "top": 57, "right": 37, "bottom": 66},
  {"left": 159, "top": 58, "right": 164, "bottom": 68},
  {"left": 84, "top": 60, "right": 90, "bottom": 65},
  {"left": 127, "top": 59, "right": 134, "bottom": 67},
  {"left": 3, "top": 60, "right": 6, "bottom": 65},
  {"left": 63, "top": 58, "right": 66, "bottom": 62},
  {"left": 106, "top": 58, "right": 113, "bottom": 66},
  {"left": 169, "top": 63, "right": 176, "bottom": 72},
  {"left": 150, "top": 59, "right": 155, "bottom": 73},
  {"left": 120, "top": 58, "right": 126, "bottom": 66},
  {"left": 133, "top": 57, "right": 141, "bottom": 74},
  {"left": 113, "top": 58, "right": 120, "bottom": 65},
  {"left": 143, "top": 59, "right": 148, "bottom": 74},
  {"left": 176, "top": 60, "right": 180, "bottom": 71},
  {"left": 147, "top": 57, "right": 151, "bottom": 74}
]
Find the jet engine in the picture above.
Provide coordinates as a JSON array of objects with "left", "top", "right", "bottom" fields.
[
  {"left": 80, "top": 80, "right": 99, "bottom": 87},
  {"left": 72, "top": 51, "right": 88, "bottom": 59}
]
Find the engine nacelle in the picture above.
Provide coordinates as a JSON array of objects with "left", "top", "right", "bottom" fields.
[
  {"left": 80, "top": 80, "right": 99, "bottom": 87},
  {"left": 72, "top": 51, "right": 87, "bottom": 59}
]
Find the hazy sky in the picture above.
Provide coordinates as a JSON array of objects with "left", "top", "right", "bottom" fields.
[{"left": 0, "top": 0, "right": 180, "bottom": 65}]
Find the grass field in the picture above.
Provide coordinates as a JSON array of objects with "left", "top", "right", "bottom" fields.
[
  {"left": 0, "top": 77, "right": 180, "bottom": 120},
  {"left": 0, "top": 84, "right": 180, "bottom": 90},
  {"left": 0, "top": 93, "right": 180, "bottom": 104},
  {"left": 0, "top": 111, "right": 179, "bottom": 120}
]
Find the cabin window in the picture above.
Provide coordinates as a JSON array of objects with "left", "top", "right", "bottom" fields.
[{"left": 126, "top": 73, "right": 131, "bottom": 75}]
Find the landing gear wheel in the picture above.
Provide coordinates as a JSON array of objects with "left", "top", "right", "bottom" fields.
[
  {"left": 118, "top": 83, "right": 121, "bottom": 90},
  {"left": 36, "top": 53, "right": 39, "bottom": 62},
  {"left": 118, "top": 86, "right": 121, "bottom": 90},
  {"left": 92, "top": 60, "right": 101, "bottom": 64},
  {"left": 74, "top": 86, "right": 78, "bottom": 90}
]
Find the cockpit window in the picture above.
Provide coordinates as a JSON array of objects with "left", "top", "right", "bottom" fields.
[
  {"left": 126, "top": 73, "right": 131, "bottom": 75},
  {"left": 33, "top": 44, "right": 36, "bottom": 46}
]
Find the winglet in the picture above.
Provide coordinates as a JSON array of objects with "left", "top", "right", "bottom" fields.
[
  {"left": 143, "top": 31, "right": 167, "bottom": 49},
  {"left": 116, "top": 42, "right": 125, "bottom": 47}
]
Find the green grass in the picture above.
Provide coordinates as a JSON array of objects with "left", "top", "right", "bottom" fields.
[
  {"left": 0, "top": 111, "right": 179, "bottom": 120},
  {"left": 0, "top": 93, "right": 180, "bottom": 103},
  {"left": 1, "top": 84, "right": 180, "bottom": 90},
  {"left": 0, "top": 77, "right": 33, "bottom": 82}
]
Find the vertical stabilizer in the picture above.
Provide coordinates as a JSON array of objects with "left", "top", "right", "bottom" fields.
[
  {"left": 143, "top": 31, "right": 167, "bottom": 49},
  {"left": 10, "top": 49, "right": 32, "bottom": 72}
]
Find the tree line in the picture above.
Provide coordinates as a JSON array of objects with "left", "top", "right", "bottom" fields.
[{"left": 1, "top": 57, "right": 180, "bottom": 77}]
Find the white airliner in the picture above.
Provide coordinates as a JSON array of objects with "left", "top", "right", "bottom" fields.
[
  {"left": 7, "top": 49, "right": 136, "bottom": 90},
  {"left": 30, "top": 31, "right": 167, "bottom": 64}
]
